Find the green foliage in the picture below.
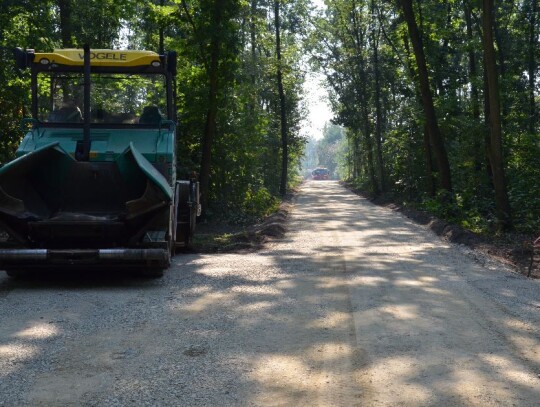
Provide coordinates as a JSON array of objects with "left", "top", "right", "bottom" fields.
[
  {"left": 311, "top": 0, "right": 540, "bottom": 235},
  {"left": 4, "top": 0, "right": 537, "bottom": 236},
  {"left": 0, "top": 0, "right": 309, "bottom": 223},
  {"left": 316, "top": 123, "right": 344, "bottom": 178},
  {"left": 507, "top": 133, "right": 540, "bottom": 233},
  {"left": 0, "top": 2, "right": 51, "bottom": 162},
  {"left": 242, "top": 186, "right": 280, "bottom": 220}
]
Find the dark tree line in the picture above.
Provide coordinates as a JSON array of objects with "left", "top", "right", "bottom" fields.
[
  {"left": 1, "top": 0, "right": 539, "bottom": 234},
  {"left": 310, "top": 0, "right": 539, "bottom": 233}
]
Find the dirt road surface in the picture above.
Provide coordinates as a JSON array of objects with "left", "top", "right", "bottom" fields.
[{"left": 1, "top": 181, "right": 539, "bottom": 406}]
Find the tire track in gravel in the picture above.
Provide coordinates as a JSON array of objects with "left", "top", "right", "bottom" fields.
[{"left": 325, "top": 181, "right": 540, "bottom": 406}]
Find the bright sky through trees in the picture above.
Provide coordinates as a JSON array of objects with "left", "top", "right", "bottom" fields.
[
  {"left": 303, "top": 71, "right": 332, "bottom": 140},
  {"left": 302, "top": 0, "right": 332, "bottom": 140}
]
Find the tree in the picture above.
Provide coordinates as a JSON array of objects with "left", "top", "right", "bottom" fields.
[
  {"left": 398, "top": 0, "right": 452, "bottom": 196},
  {"left": 199, "top": 0, "right": 227, "bottom": 212},
  {"left": 526, "top": 0, "right": 538, "bottom": 134},
  {"left": 275, "top": 0, "right": 289, "bottom": 196},
  {"left": 317, "top": 123, "right": 344, "bottom": 177},
  {"left": 371, "top": 0, "right": 385, "bottom": 192},
  {"left": 481, "top": 0, "right": 512, "bottom": 229}
]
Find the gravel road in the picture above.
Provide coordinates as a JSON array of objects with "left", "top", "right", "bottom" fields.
[{"left": 1, "top": 181, "right": 539, "bottom": 406}]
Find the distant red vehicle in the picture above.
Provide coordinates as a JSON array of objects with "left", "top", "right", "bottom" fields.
[{"left": 312, "top": 168, "right": 330, "bottom": 180}]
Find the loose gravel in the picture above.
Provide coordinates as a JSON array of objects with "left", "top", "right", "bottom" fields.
[{"left": 0, "top": 181, "right": 538, "bottom": 406}]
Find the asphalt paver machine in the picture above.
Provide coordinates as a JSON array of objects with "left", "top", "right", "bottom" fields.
[{"left": 0, "top": 46, "right": 200, "bottom": 277}]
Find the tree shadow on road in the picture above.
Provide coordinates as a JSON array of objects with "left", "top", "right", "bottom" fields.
[{"left": 0, "top": 181, "right": 539, "bottom": 406}]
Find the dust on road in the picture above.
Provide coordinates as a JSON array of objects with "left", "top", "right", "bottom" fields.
[{"left": 0, "top": 181, "right": 539, "bottom": 406}]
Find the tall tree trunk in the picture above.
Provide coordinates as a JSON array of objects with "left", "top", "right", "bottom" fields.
[
  {"left": 353, "top": 135, "right": 360, "bottom": 179},
  {"left": 275, "top": 0, "right": 288, "bottom": 196},
  {"left": 250, "top": 0, "right": 257, "bottom": 89},
  {"left": 373, "top": 39, "right": 385, "bottom": 193},
  {"left": 493, "top": 5, "right": 508, "bottom": 119},
  {"left": 357, "top": 64, "right": 376, "bottom": 192},
  {"left": 483, "top": 63, "right": 494, "bottom": 184},
  {"left": 199, "top": 0, "right": 224, "bottom": 212},
  {"left": 399, "top": 0, "right": 452, "bottom": 195},
  {"left": 362, "top": 108, "right": 377, "bottom": 193},
  {"left": 401, "top": 28, "right": 435, "bottom": 197},
  {"left": 249, "top": 0, "right": 258, "bottom": 119},
  {"left": 348, "top": 136, "right": 353, "bottom": 180},
  {"left": 371, "top": 0, "right": 385, "bottom": 193},
  {"left": 482, "top": 0, "right": 512, "bottom": 229},
  {"left": 159, "top": 0, "right": 164, "bottom": 54},
  {"left": 58, "top": 0, "right": 73, "bottom": 47},
  {"left": 423, "top": 123, "right": 435, "bottom": 196},
  {"left": 58, "top": 0, "right": 74, "bottom": 105},
  {"left": 528, "top": 0, "right": 537, "bottom": 133},
  {"left": 464, "top": 1, "right": 483, "bottom": 176},
  {"left": 350, "top": 0, "right": 376, "bottom": 192}
]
